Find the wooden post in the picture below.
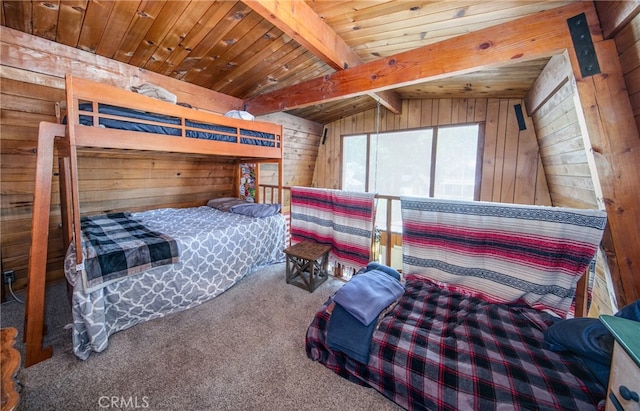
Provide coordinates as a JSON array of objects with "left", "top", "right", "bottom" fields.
[
  {"left": 574, "top": 269, "right": 590, "bottom": 318},
  {"left": 24, "top": 122, "right": 65, "bottom": 367},
  {"left": 569, "top": 40, "right": 640, "bottom": 307}
]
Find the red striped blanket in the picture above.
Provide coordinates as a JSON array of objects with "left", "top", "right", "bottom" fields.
[
  {"left": 290, "top": 187, "right": 376, "bottom": 273},
  {"left": 400, "top": 197, "right": 607, "bottom": 318}
]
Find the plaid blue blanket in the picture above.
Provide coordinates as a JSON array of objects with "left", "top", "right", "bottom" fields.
[
  {"left": 80, "top": 212, "right": 179, "bottom": 292},
  {"left": 306, "top": 275, "right": 606, "bottom": 410}
]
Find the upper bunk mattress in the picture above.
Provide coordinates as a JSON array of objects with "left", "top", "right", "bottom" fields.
[{"left": 75, "top": 103, "right": 277, "bottom": 146}]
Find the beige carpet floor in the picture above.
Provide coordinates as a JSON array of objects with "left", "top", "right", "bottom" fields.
[{"left": 0, "top": 263, "right": 403, "bottom": 411}]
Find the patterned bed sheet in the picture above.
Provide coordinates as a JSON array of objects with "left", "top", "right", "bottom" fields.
[
  {"left": 305, "top": 275, "right": 606, "bottom": 411},
  {"left": 64, "top": 206, "right": 286, "bottom": 360}
]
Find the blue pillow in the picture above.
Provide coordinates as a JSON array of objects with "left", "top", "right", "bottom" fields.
[
  {"left": 229, "top": 203, "right": 281, "bottom": 218},
  {"left": 363, "top": 262, "right": 401, "bottom": 280},
  {"left": 543, "top": 299, "right": 639, "bottom": 387},
  {"left": 615, "top": 299, "right": 640, "bottom": 321}
]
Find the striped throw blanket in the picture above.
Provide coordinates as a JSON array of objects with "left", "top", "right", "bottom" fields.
[
  {"left": 400, "top": 197, "right": 607, "bottom": 318},
  {"left": 290, "top": 187, "right": 376, "bottom": 273}
]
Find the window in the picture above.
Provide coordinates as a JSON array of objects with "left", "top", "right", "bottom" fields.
[
  {"left": 434, "top": 124, "right": 482, "bottom": 199},
  {"left": 342, "top": 124, "right": 482, "bottom": 232}
]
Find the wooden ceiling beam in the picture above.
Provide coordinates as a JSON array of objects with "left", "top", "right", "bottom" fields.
[
  {"left": 243, "top": 0, "right": 401, "bottom": 114},
  {"left": 243, "top": 0, "right": 360, "bottom": 71},
  {"left": 245, "top": 1, "right": 595, "bottom": 116}
]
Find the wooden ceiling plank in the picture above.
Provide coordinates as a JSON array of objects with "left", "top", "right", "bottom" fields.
[
  {"left": 245, "top": 0, "right": 401, "bottom": 113},
  {"left": 244, "top": 2, "right": 593, "bottom": 115},
  {"left": 304, "top": 1, "right": 384, "bottom": 21},
  {"left": 347, "top": 6, "right": 578, "bottom": 60},
  {"left": 142, "top": 0, "right": 215, "bottom": 72},
  {"left": 219, "top": 45, "right": 310, "bottom": 96},
  {"left": 397, "top": 59, "right": 549, "bottom": 100},
  {"left": 295, "top": 96, "right": 365, "bottom": 122},
  {"left": 32, "top": 0, "right": 59, "bottom": 41},
  {"left": 208, "top": 33, "right": 293, "bottom": 93},
  {"left": 215, "top": 36, "right": 300, "bottom": 95},
  {"left": 246, "top": 51, "right": 329, "bottom": 97},
  {"left": 183, "top": 7, "right": 262, "bottom": 63},
  {"left": 273, "top": 54, "right": 329, "bottom": 86},
  {"left": 157, "top": 0, "right": 240, "bottom": 76},
  {"left": 128, "top": 0, "right": 192, "bottom": 68},
  {"left": 222, "top": 42, "right": 311, "bottom": 97},
  {"left": 76, "top": 0, "right": 114, "bottom": 53},
  {"left": 112, "top": 0, "right": 167, "bottom": 64},
  {"left": 349, "top": 14, "right": 530, "bottom": 54},
  {"left": 185, "top": 17, "right": 275, "bottom": 85},
  {"left": 203, "top": 26, "right": 287, "bottom": 89},
  {"left": 326, "top": 1, "right": 485, "bottom": 36},
  {"left": 1, "top": 26, "right": 243, "bottom": 113},
  {"left": 1, "top": 0, "right": 31, "bottom": 32},
  {"left": 56, "top": 1, "right": 88, "bottom": 47},
  {"left": 329, "top": 2, "right": 573, "bottom": 67},
  {"left": 176, "top": 4, "right": 264, "bottom": 82},
  {"left": 340, "top": 2, "right": 559, "bottom": 42},
  {"left": 95, "top": 1, "right": 141, "bottom": 58}
]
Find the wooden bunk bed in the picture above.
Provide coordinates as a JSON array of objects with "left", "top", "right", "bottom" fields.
[{"left": 25, "top": 75, "right": 285, "bottom": 366}]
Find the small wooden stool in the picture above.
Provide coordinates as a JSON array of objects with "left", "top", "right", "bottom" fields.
[{"left": 284, "top": 241, "right": 331, "bottom": 292}]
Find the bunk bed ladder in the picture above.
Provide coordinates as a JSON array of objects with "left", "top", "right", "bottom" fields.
[{"left": 23, "top": 122, "right": 66, "bottom": 366}]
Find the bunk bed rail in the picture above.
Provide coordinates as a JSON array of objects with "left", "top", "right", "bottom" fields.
[{"left": 65, "top": 76, "right": 283, "bottom": 158}]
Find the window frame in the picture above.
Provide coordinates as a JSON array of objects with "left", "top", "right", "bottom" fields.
[{"left": 340, "top": 122, "right": 485, "bottom": 201}]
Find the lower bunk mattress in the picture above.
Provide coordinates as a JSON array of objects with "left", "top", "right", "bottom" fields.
[
  {"left": 64, "top": 206, "right": 286, "bottom": 360},
  {"left": 305, "top": 275, "right": 606, "bottom": 411}
]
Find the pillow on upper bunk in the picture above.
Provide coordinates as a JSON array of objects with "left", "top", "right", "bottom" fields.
[
  {"left": 206, "top": 197, "right": 248, "bottom": 212},
  {"left": 224, "top": 110, "right": 254, "bottom": 121},
  {"left": 131, "top": 83, "right": 177, "bottom": 104}
]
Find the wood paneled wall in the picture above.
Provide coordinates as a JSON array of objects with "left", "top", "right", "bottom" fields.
[
  {"left": 257, "top": 112, "right": 322, "bottom": 188},
  {"left": 2, "top": 76, "right": 65, "bottom": 288},
  {"left": 0, "top": 29, "right": 321, "bottom": 292},
  {"left": 603, "top": 8, "right": 640, "bottom": 313},
  {"left": 525, "top": 26, "right": 640, "bottom": 311},
  {"left": 529, "top": 59, "right": 601, "bottom": 210},
  {"left": 527, "top": 53, "right": 613, "bottom": 315},
  {"left": 314, "top": 98, "right": 551, "bottom": 207},
  {"left": 613, "top": 12, "right": 640, "bottom": 155}
]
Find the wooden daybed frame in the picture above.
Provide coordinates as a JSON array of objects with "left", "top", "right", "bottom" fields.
[{"left": 24, "top": 75, "right": 284, "bottom": 367}]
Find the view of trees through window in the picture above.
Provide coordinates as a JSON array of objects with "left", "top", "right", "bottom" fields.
[{"left": 342, "top": 124, "right": 481, "bottom": 232}]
